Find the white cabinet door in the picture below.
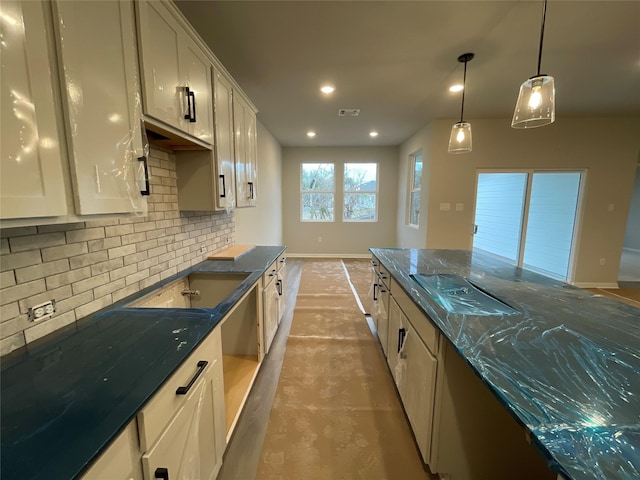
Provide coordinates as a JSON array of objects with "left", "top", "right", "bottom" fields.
[
  {"left": 213, "top": 68, "right": 236, "bottom": 211},
  {"left": 263, "top": 275, "right": 280, "bottom": 354},
  {"left": 180, "top": 39, "right": 213, "bottom": 145},
  {"left": 233, "top": 94, "right": 257, "bottom": 207},
  {"left": 0, "top": 0, "right": 68, "bottom": 219},
  {"left": 54, "top": 0, "right": 147, "bottom": 215},
  {"left": 141, "top": 361, "right": 221, "bottom": 480},
  {"left": 403, "top": 326, "right": 438, "bottom": 464},
  {"left": 387, "top": 298, "right": 405, "bottom": 386},
  {"left": 136, "top": 0, "right": 213, "bottom": 145}
]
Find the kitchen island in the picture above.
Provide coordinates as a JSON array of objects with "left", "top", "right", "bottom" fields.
[
  {"left": 0, "top": 246, "right": 286, "bottom": 480},
  {"left": 370, "top": 248, "right": 640, "bottom": 480}
]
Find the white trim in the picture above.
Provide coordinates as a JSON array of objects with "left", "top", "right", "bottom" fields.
[
  {"left": 574, "top": 282, "right": 620, "bottom": 289},
  {"left": 286, "top": 253, "right": 370, "bottom": 259},
  {"left": 623, "top": 247, "right": 640, "bottom": 254}
]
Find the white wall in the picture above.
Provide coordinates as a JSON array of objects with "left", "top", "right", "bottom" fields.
[
  {"left": 234, "top": 121, "right": 283, "bottom": 245},
  {"left": 623, "top": 166, "right": 640, "bottom": 250},
  {"left": 282, "top": 146, "right": 398, "bottom": 256},
  {"left": 397, "top": 117, "right": 640, "bottom": 286}
]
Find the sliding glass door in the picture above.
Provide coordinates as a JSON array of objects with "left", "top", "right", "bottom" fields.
[{"left": 473, "top": 171, "right": 583, "bottom": 282}]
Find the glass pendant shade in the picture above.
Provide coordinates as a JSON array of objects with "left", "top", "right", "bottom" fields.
[
  {"left": 512, "top": 75, "right": 555, "bottom": 128},
  {"left": 448, "top": 122, "right": 472, "bottom": 154}
]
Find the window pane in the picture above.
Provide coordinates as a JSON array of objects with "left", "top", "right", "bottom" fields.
[
  {"left": 413, "top": 155, "right": 423, "bottom": 190},
  {"left": 302, "top": 163, "right": 334, "bottom": 191},
  {"left": 344, "top": 163, "right": 377, "bottom": 192},
  {"left": 302, "top": 193, "right": 334, "bottom": 221},
  {"left": 344, "top": 193, "right": 376, "bottom": 221},
  {"left": 410, "top": 191, "right": 420, "bottom": 226}
]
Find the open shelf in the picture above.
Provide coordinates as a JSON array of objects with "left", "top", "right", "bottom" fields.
[{"left": 223, "top": 354, "right": 260, "bottom": 434}]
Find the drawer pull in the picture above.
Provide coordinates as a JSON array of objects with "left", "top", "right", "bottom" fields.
[
  {"left": 155, "top": 467, "right": 169, "bottom": 479},
  {"left": 176, "top": 360, "right": 208, "bottom": 395}
]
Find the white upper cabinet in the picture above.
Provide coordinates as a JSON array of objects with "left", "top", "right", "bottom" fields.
[
  {"left": 233, "top": 94, "right": 257, "bottom": 207},
  {"left": 53, "top": 0, "right": 148, "bottom": 215},
  {"left": 0, "top": 0, "right": 68, "bottom": 219},
  {"left": 136, "top": 0, "right": 214, "bottom": 146},
  {"left": 213, "top": 68, "right": 236, "bottom": 211}
]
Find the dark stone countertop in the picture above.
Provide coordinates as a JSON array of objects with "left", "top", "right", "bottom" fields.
[
  {"left": 0, "top": 246, "right": 286, "bottom": 480},
  {"left": 370, "top": 248, "right": 640, "bottom": 480}
]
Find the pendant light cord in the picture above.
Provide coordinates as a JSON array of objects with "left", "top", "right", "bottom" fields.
[
  {"left": 460, "top": 59, "right": 467, "bottom": 122},
  {"left": 536, "top": 0, "right": 548, "bottom": 76}
]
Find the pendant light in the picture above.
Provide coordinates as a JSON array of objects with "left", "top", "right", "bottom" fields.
[
  {"left": 512, "top": 0, "right": 555, "bottom": 128},
  {"left": 448, "top": 53, "right": 474, "bottom": 154}
]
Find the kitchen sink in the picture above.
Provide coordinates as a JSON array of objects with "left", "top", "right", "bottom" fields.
[
  {"left": 410, "top": 273, "right": 520, "bottom": 316},
  {"left": 126, "top": 272, "right": 251, "bottom": 309}
]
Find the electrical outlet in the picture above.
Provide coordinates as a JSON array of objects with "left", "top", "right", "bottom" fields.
[
  {"left": 599, "top": 258, "right": 606, "bottom": 266},
  {"left": 200, "top": 244, "right": 206, "bottom": 254},
  {"left": 28, "top": 300, "right": 56, "bottom": 322},
  {"left": 318, "top": 236, "right": 323, "bottom": 243}
]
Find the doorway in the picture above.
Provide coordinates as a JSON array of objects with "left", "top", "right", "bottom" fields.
[{"left": 473, "top": 170, "right": 584, "bottom": 283}]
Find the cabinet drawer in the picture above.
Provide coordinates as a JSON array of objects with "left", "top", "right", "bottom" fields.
[
  {"left": 390, "top": 278, "right": 438, "bottom": 354},
  {"left": 263, "top": 260, "right": 278, "bottom": 285},
  {"left": 277, "top": 254, "right": 287, "bottom": 271},
  {"left": 137, "top": 329, "right": 220, "bottom": 451}
]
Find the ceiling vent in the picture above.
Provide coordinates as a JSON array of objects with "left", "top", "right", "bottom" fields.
[{"left": 338, "top": 108, "right": 360, "bottom": 117}]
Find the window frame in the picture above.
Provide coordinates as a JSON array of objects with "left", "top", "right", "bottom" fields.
[
  {"left": 407, "top": 151, "right": 423, "bottom": 228},
  {"left": 300, "top": 162, "right": 335, "bottom": 222},
  {"left": 342, "top": 162, "right": 379, "bottom": 223}
]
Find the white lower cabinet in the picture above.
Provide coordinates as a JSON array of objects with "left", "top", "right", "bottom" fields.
[
  {"left": 262, "top": 266, "right": 280, "bottom": 355},
  {"left": 80, "top": 421, "right": 142, "bottom": 480},
  {"left": 138, "top": 329, "right": 225, "bottom": 480}
]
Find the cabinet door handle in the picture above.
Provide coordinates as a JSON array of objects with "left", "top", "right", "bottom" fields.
[
  {"left": 155, "top": 467, "right": 169, "bottom": 480},
  {"left": 189, "top": 90, "right": 196, "bottom": 123},
  {"left": 248, "top": 182, "right": 254, "bottom": 199},
  {"left": 276, "top": 279, "right": 282, "bottom": 296},
  {"left": 138, "top": 156, "right": 150, "bottom": 196},
  {"left": 398, "top": 328, "right": 406, "bottom": 353},
  {"left": 183, "top": 86, "right": 191, "bottom": 120},
  {"left": 373, "top": 283, "right": 378, "bottom": 301},
  {"left": 219, "top": 174, "right": 226, "bottom": 198},
  {"left": 176, "top": 360, "right": 208, "bottom": 395}
]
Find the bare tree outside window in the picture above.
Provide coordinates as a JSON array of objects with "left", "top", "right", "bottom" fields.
[
  {"left": 301, "top": 163, "right": 334, "bottom": 221},
  {"left": 344, "top": 163, "right": 377, "bottom": 222}
]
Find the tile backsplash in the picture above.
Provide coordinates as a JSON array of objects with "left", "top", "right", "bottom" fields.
[{"left": 0, "top": 148, "right": 234, "bottom": 356}]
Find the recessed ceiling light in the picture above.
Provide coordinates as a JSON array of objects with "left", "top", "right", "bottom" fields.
[
  {"left": 320, "top": 85, "right": 335, "bottom": 94},
  {"left": 449, "top": 84, "right": 464, "bottom": 93},
  {"left": 369, "top": 131, "right": 379, "bottom": 138},
  {"left": 307, "top": 131, "right": 316, "bottom": 138}
]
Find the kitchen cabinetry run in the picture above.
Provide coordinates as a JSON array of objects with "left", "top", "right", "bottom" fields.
[
  {"left": 233, "top": 93, "right": 258, "bottom": 207},
  {"left": 135, "top": 0, "right": 214, "bottom": 146}
]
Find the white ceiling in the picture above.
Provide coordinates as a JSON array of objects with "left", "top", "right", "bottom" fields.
[{"left": 174, "top": 1, "right": 640, "bottom": 147}]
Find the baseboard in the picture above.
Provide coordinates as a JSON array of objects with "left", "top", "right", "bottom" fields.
[
  {"left": 286, "top": 253, "right": 370, "bottom": 259},
  {"left": 573, "top": 282, "right": 620, "bottom": 289}
]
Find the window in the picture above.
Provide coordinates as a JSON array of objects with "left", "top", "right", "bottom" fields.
[
  {"left": 408, "top": 152, "right": 422, "bottom": 226},
  {"left": 301, "top": 163, "right": 334, "bottom": 221},
  {"left": 343, "top": 163, "right": 378, "bottom": 222}
]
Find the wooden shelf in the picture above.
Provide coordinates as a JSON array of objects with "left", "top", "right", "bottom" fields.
[{"left": 223, "top": 354, "right": 260, "bottom": 435}]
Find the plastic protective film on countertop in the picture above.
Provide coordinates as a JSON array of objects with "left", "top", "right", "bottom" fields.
[
  {"left": 57, "top": 0, "right": 149, "bottom": 216},
  {"left": 370, "top": 248, "right": 640, "bottom": 480}
]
